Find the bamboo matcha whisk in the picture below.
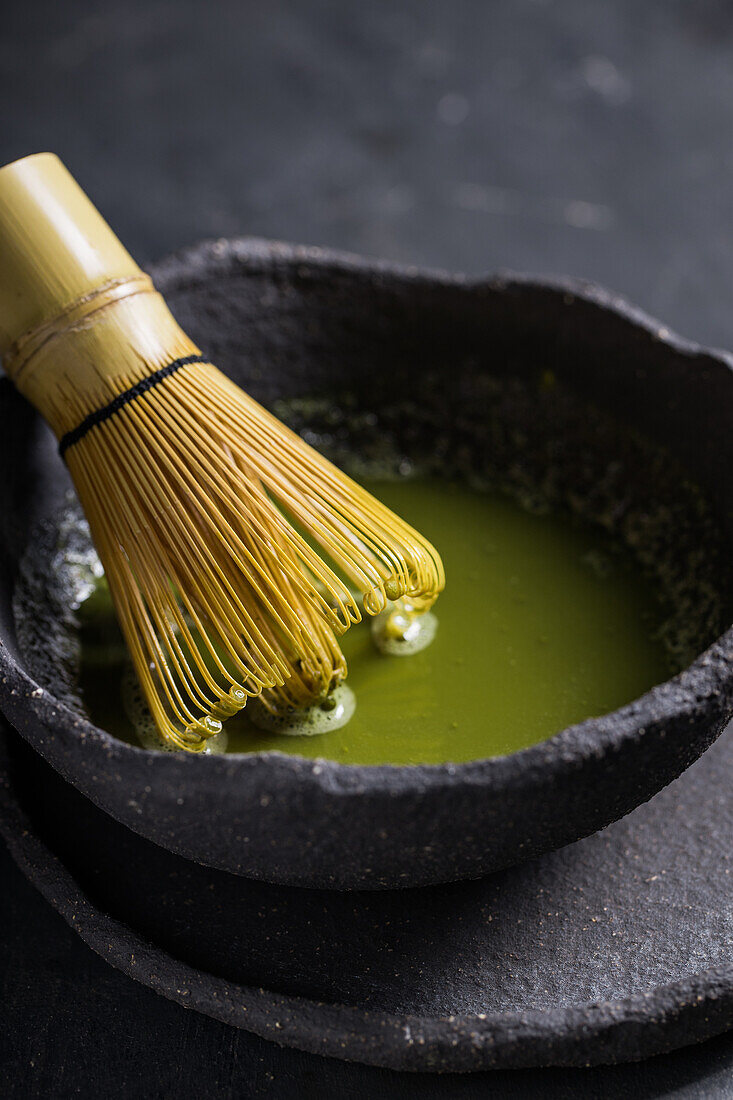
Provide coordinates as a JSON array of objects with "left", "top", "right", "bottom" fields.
[{"left": 0, "top": 153, "right": 444, "bottom": 751}]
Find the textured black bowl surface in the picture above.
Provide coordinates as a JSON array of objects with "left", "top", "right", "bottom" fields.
[
  {"left": 0, "top": 238, "right": 732, "bottom": 888},
  {"left": 1, "top": 719, "right": 732, "bottom": 1072}
]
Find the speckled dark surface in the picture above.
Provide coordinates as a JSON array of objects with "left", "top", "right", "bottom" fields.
[
  {"left": 5, "top": 3, "right": 733, "bottom": 1090},
  {"left": 1, "top": 240, "right": 732, "bottom": 890},
  {"left": 1, "top": 715, "right": 732, "bottom": 1071}
]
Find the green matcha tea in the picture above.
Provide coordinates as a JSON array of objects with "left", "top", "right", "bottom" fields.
[{"left": 77, "top": 479, "right": 671, "bottom": 765}]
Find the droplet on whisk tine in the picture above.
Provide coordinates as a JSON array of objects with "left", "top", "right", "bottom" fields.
[
  {"left": 0, "top": 152, "right": 445, "bottom": 752},
  {"left": 211, "top": 685, "right": 248, "bottom": 720},
  {"left": 384, "top": 578, "right": 403, "bottom": 601},
  {"left": 185, "top": 715, "right": 224, "bottom": 744}
]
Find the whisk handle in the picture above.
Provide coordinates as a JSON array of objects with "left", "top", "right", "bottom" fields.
[
  {"left": 0, "top": 153, "right": 200, "bottom": 439},
  {"left": 0, "top": 153, "right": 143, "bottom": 359}
]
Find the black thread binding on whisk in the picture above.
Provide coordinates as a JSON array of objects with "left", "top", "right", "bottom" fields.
[{"left": 58, "top": 354, "right": 209, "bottom": 457}]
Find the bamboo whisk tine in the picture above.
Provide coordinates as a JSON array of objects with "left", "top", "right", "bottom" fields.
[{"left": 0, "top": 153, "right": 444, "bottom": 751}]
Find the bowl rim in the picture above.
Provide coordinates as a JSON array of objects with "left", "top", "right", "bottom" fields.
[{"left": 1, "top": 236, "right": 732, "bottom": 800}]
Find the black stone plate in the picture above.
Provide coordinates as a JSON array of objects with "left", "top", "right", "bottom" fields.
[
  {"left": 1, "top": 718, "right": 731, "bottom": 1072},
  {"left": 1, "top": 239, "right": 733, "bottom": 889}
]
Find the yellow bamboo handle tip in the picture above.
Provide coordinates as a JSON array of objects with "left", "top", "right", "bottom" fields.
[{"left": 0, "top": 152, "right": 142, "bottom": 356}]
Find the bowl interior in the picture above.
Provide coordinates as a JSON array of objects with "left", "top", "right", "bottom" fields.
[{"left": 2, "top": 250, "right": 732, "bottom": 718}]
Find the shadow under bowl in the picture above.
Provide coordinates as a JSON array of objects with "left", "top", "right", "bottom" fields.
[{"left": 1, "top": 238, "right": 732, "bottom": 889}]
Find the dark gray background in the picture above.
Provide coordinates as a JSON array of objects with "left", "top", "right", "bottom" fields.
[
  {"left": 6, "top": 0, "right": 733, "bottom": 350},
  {"left": 3, "top": 1, "right": 733, "bottom": 1096}
]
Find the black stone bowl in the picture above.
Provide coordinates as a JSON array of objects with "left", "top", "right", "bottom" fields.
[{"left": 0, "top": 238, "right": 732, "bottom": 889}]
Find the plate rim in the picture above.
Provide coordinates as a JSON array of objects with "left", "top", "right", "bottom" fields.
[{"left": 2, "top": 722, "right": 732, "bottom": 1073}]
